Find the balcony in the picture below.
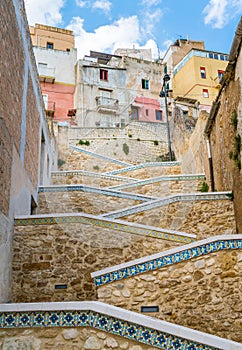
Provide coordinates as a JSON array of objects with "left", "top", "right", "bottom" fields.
[
  {"left": 45, "top": 101, "right": 55, "bottom": 117},
  {"left": 96, "top": 96, "right": 119, "bottom": 114},
  {"left": 38, "top": 66, "right": 56, "bottom": 83}
]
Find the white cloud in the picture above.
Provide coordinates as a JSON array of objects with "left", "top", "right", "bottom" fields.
[
  {"left": 24, "top": 0, "right": 64, "bottom": 26},
  {"left": 93, "top": 0, "right": 112, "bottom": 13},
  {"left": 203, "top": 0, "right": 242, "bottom": 28},
  {"left": 76, "top": 0, "right": 88, "bottom": 7},
  {"left": 67, "top": 16, "right": 141, "bottom": 59},
  {"left": 141, "top": 0, "right": 162, "bottom": 7},
  {"left": 142, "top": 8, "right": 163, "bottom": 36}
]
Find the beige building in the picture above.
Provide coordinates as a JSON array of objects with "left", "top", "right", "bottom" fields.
[
  {"left": 29, "top": 23, "right": 74, "bottom": 52},
  {"left": 172, "top": 48, "right": 229, "bottom": 111}
]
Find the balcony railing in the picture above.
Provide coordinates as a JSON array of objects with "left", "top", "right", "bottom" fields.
[{"left": 96, "top": 97, "right": 119, "bottom": 113}]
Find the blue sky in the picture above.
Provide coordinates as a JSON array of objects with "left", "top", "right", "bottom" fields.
[{"left": 24, "top": 0, "right": 242, "bottom": 59}]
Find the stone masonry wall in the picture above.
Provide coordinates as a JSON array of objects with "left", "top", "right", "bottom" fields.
[
  {"left": 97, "top": 249, "right": 242, "bottom": 343},
  {"left": 209, "top": 75, "right": 242, "bottom": 232},
  {"left": 0, "top": 327, "right": 154, "bottom": 350},
  {"left": 122, "top": 199, "right": 236, "bottom": 238},
  {"left": 37, "top": 191, "right": 140, "bottom": 215},
  {"left": 0, "top": 0, "right": 52, "bottom": 302},
  {"left": 58, "top": 121, "right": 169, "bottom": 166},
  {"left": 12, "top": 222, "right": 181, "bottom": 303}
]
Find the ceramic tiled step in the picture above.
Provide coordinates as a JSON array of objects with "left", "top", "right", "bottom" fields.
[
  {"left": 0, "top": 301, "right": 241, "bottom": 349},
  {"left": 92, "top": 235, "right": 242, "bottom": 343}
]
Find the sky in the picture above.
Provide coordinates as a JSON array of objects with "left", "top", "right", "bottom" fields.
[{"left": 24, "top": 0, "right": 242, "bottom": 60}]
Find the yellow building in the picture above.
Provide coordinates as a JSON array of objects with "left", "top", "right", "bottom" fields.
[
  {"left": 29, "top": 23, "right": 74, "bottom": 51},
  {"left": 172, "top": 49, "right": 229, "bottom": 111}
]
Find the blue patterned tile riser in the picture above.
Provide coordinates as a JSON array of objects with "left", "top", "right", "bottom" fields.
[
  {"left": 38, "top": 185, "right": 154, "bottom": 202},
  {"left": 14, "top": 215, "right": 194, "bottom": 243},
  {"left": 70, "top": 145, "right": 130, "bottom": 166},
  {"left": 108, "top": 174, "right": 205, "bottom": 190},
  {"left": 0, "top": 309, "right": 218, "bottom": 349},
  {"left": 103, "top": 192, "right": 232, "bottom": 219},
  {"left": 94, "top": 239, "right": 242, "bottom": 287},
  {"left": 105, "top": 161, "right": 181, "bottom": 175},
  {"left": 51, "top": 170, "right": 137, "bottom": 183}
]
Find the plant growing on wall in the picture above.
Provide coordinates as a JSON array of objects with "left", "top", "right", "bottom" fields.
[
  {"left": 78, "top": 140, "right": 90, "bottom": 146},
  {"left": 57, "top": 159, "right": 65, "bottom": 167},
  {"left": 199, "top": 181, "right": 209, "bottom": 192},
  {"left": 123, "top": 143, "right": 129, "bottom": 155},
  {"left": 229, "top": 110, "right": 241, "bottom": 170}
]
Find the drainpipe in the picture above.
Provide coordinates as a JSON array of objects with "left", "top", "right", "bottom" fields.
[{"left": 206, "top": 138, "right": 215, "bottom": 191}]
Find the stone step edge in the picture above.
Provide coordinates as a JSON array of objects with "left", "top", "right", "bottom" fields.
[
  {"left": 70, "top": 145, "right": 131, "bottom": 166},
  {"left": 0, "top": 301, "right": 240, "bottom": 349},
  {"left": 107, "top": 173, "right": 206, "bottom": 190},
  {"left": 102, "top": 191, "right": 233, "bottom": 218},
  {"left": 14, "top": 213, "right": 196, "bottom": 243},
  {"left": 91, "top": 235, "right": 242, "bottom": 286},
  {"left": 51, "top": 170, "right": 138, "bottom": 183},
  {"left": 38, "top": 184, "right": 156, "bottom": 202},
  {"left": 104, "top": 161, "right": 181, "bottom": 175}
]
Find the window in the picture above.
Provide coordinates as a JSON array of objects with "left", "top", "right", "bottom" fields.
[
  {"left": 213, "top": 53, "right": 218, "bottom": 59},
  {"left": 100, "top": 69, "right": 108, "bottom": 81},
  {"left": 203, "top": 89, "right": 209, "bottom": 98},
  {"left": 200, "top": 67, "right": 206, "bottom": 79},
  {"left": 218, "top": 70, "right": 225, "bottom": 81},
  {"left": 145, "top": 109, "right": 149, "bottom": 116},
  {"left": 142, "top": 79, "right": 149, "bottom": 89},
  {"left": 208, "top": 52, "right": 213, "bottom": 59},
  {"left": 46, "top": 42, "right": 54, "bottom": 49},
  {"left": 156, "top": 110, "right": 163, "bottom": 121},
  {"left": 220, "top": 54, "right": 224, "bottom": 61},
  {"left": 130, "top": 107, "right": 139, "bottom": 120}
]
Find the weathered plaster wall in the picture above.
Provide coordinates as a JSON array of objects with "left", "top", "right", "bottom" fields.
[{"left": 97, "top": 249, "right": 242, "bottom": 343}]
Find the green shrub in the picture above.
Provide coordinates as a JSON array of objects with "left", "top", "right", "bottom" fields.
[
  {"left": 128, "top": 134, "right": 132, "bottom": 138},
  {"left": 78, "top": 139, "right": 90, "bottom": 146},
  {"left": 57, "top": 159, "right": 65, "bottom": 167},
  {"left": 154, "top": 140, "right": 159, "bottom": 146},
  {"left": 199, "top": 181, "right": 209, "bottom": 192},
  {"left": 93, "top": 165, "right": 99, "bottom": 171},
  {"left": 231, "top": 110, "right": 238, "bottom": 130},
  {"left": 123, "top": 143, "right": 129, "bottom": 155},
  {"left": 137, "top": 138, "right": 140, "bottom": 141}
]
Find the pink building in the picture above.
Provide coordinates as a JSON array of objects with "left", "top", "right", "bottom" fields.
[{"left": 131, "top": 96, "right": 164, "bottom": 123}]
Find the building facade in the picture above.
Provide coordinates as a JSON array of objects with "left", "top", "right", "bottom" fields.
[
  {"left": 29, "top": 24, "right": 74, "bottom": 51},
  {"left": 172, "top": 49, "right": 229, "bottom": 112},
  {"left": 74, "top": 51, "right": 165, "bottom": 127},
  {"left": 30, "top": 24, "right": 77, "bottom": 122},
  {"left": 0, "top": 0, "right": 53, "bottom": 302}
]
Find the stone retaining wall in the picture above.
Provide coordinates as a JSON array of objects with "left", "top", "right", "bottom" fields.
[
  {"left": 0, "top": 327, "right": 154, "bottom": 350},
  {"left": 37, "top": 191, "right": 140, "bottom": 215},
  {"left": 12, "top": 223, "right": 181, "bottom": 302},
  {"left": 122, "top": 199, "right": 236, "bottom": 238},
  {"left": 97, "top": 249, "right": 242, "bottom": 343}
]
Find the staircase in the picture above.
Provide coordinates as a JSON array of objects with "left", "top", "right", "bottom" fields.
[{"left": 1, "top": 144, "right": 241, "bottom": 349}]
